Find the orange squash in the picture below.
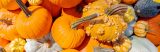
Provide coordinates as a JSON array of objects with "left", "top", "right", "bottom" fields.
[
  {"left": 62, "top": 49, "right": 79, "bottom": 52},
  {"left": 0, "top": 37, "right": 9, "bottom": 48},
  {"left": 51, "top": 11, "right": 85, "bottom": 48},
  {"left": 122, "top": 0, "right": 137, "bottom": 5},
  {"left": 0, "top": 8, "right": 20, "bottom": 41},
  {"left": 15, "top": 0, "right": 52, "bottom": 39},
  {"left": 146, "top": 14, "right": 160, "bottom": 46},
  {"left": 0, "top": 0, "right": 27, "bottom": 10},
  {"left": 50, "top": 0, "right": 82, "bottom": 8},
  {"left": 41, "top": 0, "right": 61, "bottom": 17}
]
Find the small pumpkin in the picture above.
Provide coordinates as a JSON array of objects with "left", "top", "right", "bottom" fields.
[
  {"left": 25, "top": 34, "right": 62, "bottom": 52},
  {"left": 50, "top": 0, "right": 82, "bottom": 8},
  {"left": 51, "top": 11, "right": 85, "bottom": 48},
  {"left": 134, "top": 20, "right": 148, "bottom": 37},
  {"left": 146, "top": 14, "right": 160, "bottom": 46},
  {"left": 16, "top": 0, "right": 52, "bottom": 39},
  {"left": 62, "top": 49, "right": 79, "bottom": 52},
  {"left": 122, "top": 0, "right": 137, "bottom": 5},
  {"left": 129, "top": 36, "right": 158, "bottom": 52},
  {"left": 28, "top": 0, "right": 43, "bottom": 5},
  {"left": 4, "top": 38, "right": 26, "bottom": 52},
  {"left": 0, "top": 0, "right": 27, "bottom": 10},
  {"left": 0, "top": 37, "right": 9, "bottom": 48},
  {"left": 0, "top": 8, "right": 20, "bottom": 41}
]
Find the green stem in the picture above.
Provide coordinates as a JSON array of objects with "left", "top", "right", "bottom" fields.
[
  {"left": 16, "top": 0, "right": 31, "bottom": 17},
  {"left": 71, "top": 13, "right": 98, "bottom": 29}
]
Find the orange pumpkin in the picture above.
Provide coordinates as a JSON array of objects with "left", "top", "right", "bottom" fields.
[
  {"left": 51, "top": 11, "right": 85, "bottom": 48},
  {"left": 0, "top": 37, "right": 9, "bottom": 48},
  {"left": 0, "top": 8, "right": 20, "bottom": 41},
  {"left": 62, "top": 49, "right": 79, "bottom": 52},
  {"left": 122, "top": 0, "right": 137, "bottom": 5},
  {"left": 62, "top": 7, "right": 82, "bottom": 18},
  {"left": 158, "top": 45, "right": 160, "bottom": 52},
  {"left": 146, "top": 14, "right": 160, "bottom": 46},
  {"left": 0, "top": 0, "right": 27, "bottom": 10},
  {"left": 76, "top": 36, "right": 113, "bottom": 52},
  {"left": 15, "top": 5, "right": 52, "bottom": 39},
  {"left": 84, "top": 0, "right": 96, "bottom": 3},
  {"left": 50, "top": 0, "right": 82, "bottom": 8},
  {"left": 41, "top": 0, "right": 61, "bottom": 17}
]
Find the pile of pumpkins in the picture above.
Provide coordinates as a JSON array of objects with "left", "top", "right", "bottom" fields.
[{"left": 0, "top": 0, "right": 160, "bottom": 52}]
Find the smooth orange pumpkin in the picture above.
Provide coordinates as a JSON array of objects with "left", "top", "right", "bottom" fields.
[
  {"left": 16, "top": 6, "right": 52, "bottom": 39},
  {"left": 122, "top": 0, "right": 137, "bottom": 5},
  {"left": 0, "top": 8, "right": 20, "bottom": 41},
  {"left": 0, "top": 37, "right": 9, "bottom": 48},
  {"left": 146, "top": 14, "right": 160, "bottom": 46},
  {"left": 50, "top": 0, "right": 82, "bottom": 8},
  {"left": 51, "top": 11, "right": 85, "bottom": 48},
  {"left": 62, "top": 49, "right": 79, "bottom": 52},
  {"left": 0, "top": 0, "right": 27, "bottom": 10},
  {"left": 41, "top": 0, "right": 61, "bottom": 17}
]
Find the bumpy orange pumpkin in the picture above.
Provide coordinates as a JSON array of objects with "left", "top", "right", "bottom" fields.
[
  {"left": 41, "top": 0, "right": 61, "bottom": 17},
  {"left": 62, "top": 49, "right": 79, "bottom": 52},
  {"left": 0, "top": 37, "right": 9, "bottom": 48},
  {"left": 0, "top": 0, "right": 27, "bottom": 10},
  {"left": 146, "top": 14, "right": 160, "bottom": 46},
  {"left": 16, "top": 6, "right": 52, "bottom": 39},
  {"left": 50, "top": 0, "right": 82, "bottom": 8},
  {"left": 0, "top": 8, "right": 20, "bottom": 41},
  {"left": 51, "top": 11, "right": 85, "bottom": 48},
  {"left": 122, "top": 0, "right": 137, "bottom": 4}
]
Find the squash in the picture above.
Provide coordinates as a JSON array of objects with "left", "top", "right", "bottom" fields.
[
  {"left": 134, "top": 0, "right": 160, "bottom": 17},
  {"left": 146, "top": 14, "right": 160, "bottom": 46},
  {"left": 40, "top": 0, "right": 61, "bottom": 17},
  {"left": 50, "top": 0, "right": 82, "bottom": 8},
  {"left": 0, "top": 37, "right": 9, "bottom": 48},
  {"left": 16, "top": 0, "right": 52, "bottom": 39},
  {"left": 62, "top": 49, "right": 79, "bottom": 52},
  {"left": 25, "top": 33, "right": 62, "bottom": 52},
  {"left": 28, "top": 0, "right": 43, "bottom": 5},
  {"left": 112, "top": 35, "right": 132, "bottom": 52},
  {"left": 0, "top": 8, "right": 20, "bottom": 41},
  {"left": 129, "top": 36, "right": 158, "bottom": 52},
  {"left": 4, "top": 38, "right": 26, "bottom": 52},
  {"left": 122, "top": 0, "right": 137, "bottom": 5},
  {"left": 76, "top": 36, "right": 113, "bottom": 52},
  {"left": 51, "top": 11, "right": 85, "bottom": 48},
  {"left": 153, "top": 0, "right": 160, "bottom": 3},
  {"left": 0, "top": 0, "right": 27, "bottom": 10}
]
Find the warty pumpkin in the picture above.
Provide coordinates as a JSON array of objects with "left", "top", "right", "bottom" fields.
[
  {"left": 51, "top": 11, "right": 85, "bottom": 48},
  {"left": 0, "top": 8, "right": 20, "bottom": 41},
  {"left": 0, "top": 0, "right": 27, "bottom": 10},
  {"left": 50, "top": 0, "right": 82, "bottom": 8},
  {"left": 146, "top": 14, "right": 160, "bottom": 46},
  {"left": 62, "top": 49, "right": 79, "bottom": 52},
  {"left": 4, "top": 38, "right": 26, "bottom": 52},
  {"left": 16, "top": 0, "right": 52, "bottom": 39},
  {"left": 28, "top": 0, "right": 43, "bottom": 5},
  {"left": 0, "top": 37, "right": 9, "bottom": 48}
]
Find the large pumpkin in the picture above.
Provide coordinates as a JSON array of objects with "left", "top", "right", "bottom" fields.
[
  {"left": 51, "top": 11, "right": 85, "bottom": 48},
  {"left": 146, "top": 14, "right": 160, "bottom": 46},
  {"left": 0, "top": 37, "right": 9, "bottom": 48},
  {"left": 0, "top": 8, "right": 20, "bottom": 41},
  {"left": 0, "top": 0, "right": 27, "bottom": 10},
  {"left": 16, "top": 5, "right": 52, "bottom": 39},
  {"left": 50, "top": 0, "right": 82, "bottom": 8}
]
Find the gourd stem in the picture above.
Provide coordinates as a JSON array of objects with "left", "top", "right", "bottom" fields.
[
  {"left": 16, "top": 0, "right": 31, "bottom": 17},
  {"left": 71, "top": 13, "right": 98, "bottom": 29}
]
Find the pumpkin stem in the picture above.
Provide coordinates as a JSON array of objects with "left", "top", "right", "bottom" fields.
[
  {"left": 71, "top": 13, "right": 98, "bottom": 29},
  {"left": 16, "top": 0, "right": 31, "bottom": 17}
]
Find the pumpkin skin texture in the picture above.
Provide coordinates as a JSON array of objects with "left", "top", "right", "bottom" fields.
[
  {"left": 0, "top": 37, "right": 9, "bottom": 48},
  {"left": 122, "top": 0, "right": 137, "bottom": 5},
  {"left": 0, "top": 8, "right": 20, "bottom": 41},
  {"left": 62, "top": 49, "right": 79, "bottom": 52},
  {"left": 4, "top": 38, "right": 26, "bottom": 52},
  {"left": 62, "top": 7, "right": 82, "bottom": 18},
  {"left": 0, "top": 0, "right": 27, "bottom": 10},
  {"left": 15, "top": 6, "right": 52, "bottom": 39},
  {"left": 158, "top": 45, "right": 160, "bottom": 52},
  {"left": 134, "top": 21, "right": 148, "bottom": 37},
  {"left": 28, "top": 0, "right": 43, "bottom": 5},
  {"left": 146, "top": 14, "right": 160, "bottom": 46},
  {"left": 51, "top": 12, "right": 85, "bottom": 48},
  {"left": 50, "top": 0, "right": 82, "bottom": 8}
]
